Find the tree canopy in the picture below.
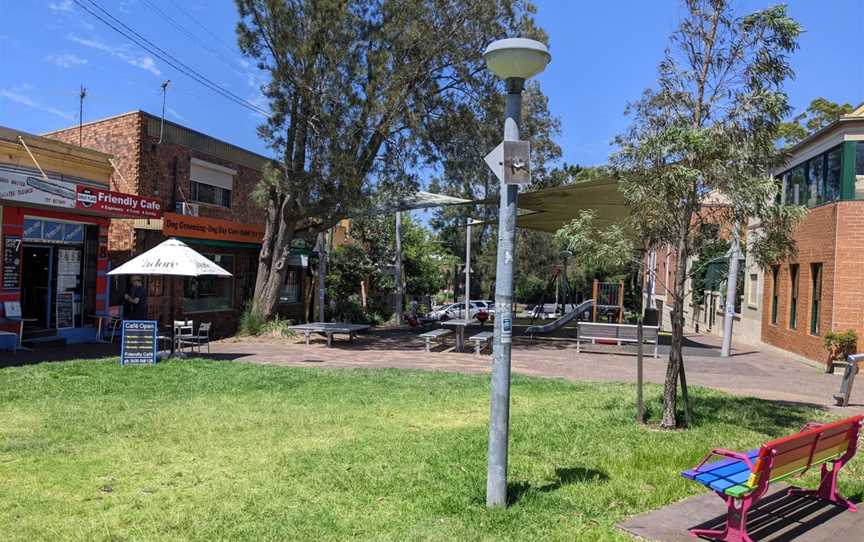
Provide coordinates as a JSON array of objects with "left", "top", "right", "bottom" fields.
[{"left": 236, "top": 0, "right": 541, "bottom": 318}]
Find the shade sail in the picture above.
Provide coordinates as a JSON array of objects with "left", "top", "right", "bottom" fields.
[
  {"left": 475, "top": 177, "right": 629, "bottom": 233},
  {"left": 361, "top": 191, "right": 473, "bottom": 215},
  {"left": 107, "top": 238, "right": 233, "bottom": 277}
]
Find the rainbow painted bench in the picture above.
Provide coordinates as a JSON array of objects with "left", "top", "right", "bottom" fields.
[{"left": 681, "top": 414, "right": 863, "bottom": 542}]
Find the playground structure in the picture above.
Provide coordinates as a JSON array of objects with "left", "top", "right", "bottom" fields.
[
  {"left": 592, "top": 279, "right": 625, "bottom": 323},
  {"left": 525, "top": 299, "right": 594, "bottom": 337}
]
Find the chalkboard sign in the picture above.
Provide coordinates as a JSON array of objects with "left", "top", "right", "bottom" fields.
[
  {"left": 56, "top": 292, "right": 74, "bottom": 330},
  {"left": 2, "top": 236, "right": 21, "bottom": 289},
  {"left": 120, "top": 320, "right": 157, "bottom": 366}
]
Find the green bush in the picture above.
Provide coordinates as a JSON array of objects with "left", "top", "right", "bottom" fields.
[
  {"left": 238, "top": 304, "right": 265, "bottom": 336},
  {"left": 260, "top": 316, "right": 296, "bottom": 338},
  {"left": 824, "top": 329, "right": 858, "bottom": 358}
]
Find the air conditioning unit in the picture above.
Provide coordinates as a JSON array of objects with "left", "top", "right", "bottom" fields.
[{"left": 175, "top": 202, "right": 199, "bottom": 216}]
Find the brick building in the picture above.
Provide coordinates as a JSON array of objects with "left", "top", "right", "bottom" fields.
[
  {"left": 748, "top": 105, "right": 864, "bottom": 362},
  {"left": 44, "top": 111, "right": 315, "bottom": 337},
  {"left": 0, "top": 126, "right": 160, "bottom": 347}
]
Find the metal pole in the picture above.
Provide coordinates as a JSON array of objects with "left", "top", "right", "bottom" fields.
[
  {"left": 636, "top": 318, "right": 644, "bottom": 423},
  {"left": 317, "top": 231, "right": 327, "bottom": 322},
  {"left": 720, "top": 227, "right": 741, "bottom": 357},
  {"left": 78, "top": 85, "right": 86, "bottom": 146},
  {"left": 465, "top": 218, "right": 472, "bottom": 319},
  {"left": 486, "top": 77, "right": 523, "bottom": 508},
  {"left": 395, "top": 211, "right": 403, "bottom": 326}
]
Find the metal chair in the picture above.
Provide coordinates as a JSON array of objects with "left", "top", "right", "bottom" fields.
[
  {"left": 173, "top": 320, "right": 194, "bottom": 353},
  {"left": 186, "top": 322, "right": 212, "bottom": 353},
  {"left": 105, "top": 306, "right": 123, "bottom": 342}
]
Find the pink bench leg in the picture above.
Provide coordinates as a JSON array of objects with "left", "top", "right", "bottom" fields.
[
  {"left": 689, "top": 493, "right": 755, "bottom": 542},
  {"left": 788, "top": 460, "right": 858, "bottom": 511}
]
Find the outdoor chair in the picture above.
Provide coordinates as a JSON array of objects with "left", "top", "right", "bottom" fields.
[
  {"left": 183, "top": 322, "right": 212, "bottom": 354},
  {"left": 173, "top": 320, "right": 194, "bottom": 353},
  {"left": 105, "top": 305, "right": 123, "bottom": 342}
]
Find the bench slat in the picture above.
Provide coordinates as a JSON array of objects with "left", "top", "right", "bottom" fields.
[
  {"left": 420, "top": 329, "right": 453, "bottom": 338},
  {"left": 469, "top": 332, "right": 493, "bottom": 341}
]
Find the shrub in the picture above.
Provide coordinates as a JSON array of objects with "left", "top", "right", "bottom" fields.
[
  {"left": 823, "top": 329, "right": 858, "bottom": 373},
  {"left": 260, "top": 316, "right": 296, "bottom": 338},
  {"left": 238, "top": 304, "right": 265, "bottom": 336}
]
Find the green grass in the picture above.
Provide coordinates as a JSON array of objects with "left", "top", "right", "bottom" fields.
[{"left": 1, "top": 359, "right": 861, "bottom": 541}]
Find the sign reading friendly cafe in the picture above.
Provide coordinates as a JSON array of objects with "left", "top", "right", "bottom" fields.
[{"left": 120, "top": 320, "right": 158, "bottom": 366}]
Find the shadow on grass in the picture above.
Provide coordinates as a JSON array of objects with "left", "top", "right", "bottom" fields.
[
  {"left": 507, "top": 466, "right": 609, "bottom": 506},
  {"left": 643, "top": 391, "right": 826, "bottom": 438}
]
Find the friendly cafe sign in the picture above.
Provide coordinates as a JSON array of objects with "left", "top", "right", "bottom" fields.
[{"left": 76, "top": 186, "right": 162, "bottom": 219}]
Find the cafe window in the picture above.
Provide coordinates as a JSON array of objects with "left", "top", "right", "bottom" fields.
[
  {"left": 770, "top": 266, "right": 779, "bottom": 325},
  {"left": 789, "top": 264, "right": 799, "bottom": 329},
  {"left": 810, "top": 263, "right": 822, "bottom": 336},
  {"left": 184, "top": 253, "right": 234, "bottom": 312},
  {"left": 279, "top": 268, "right": 300, "bottom": 304},
  {"left": 189, "top": 158, "right": 234, "bottom": 208}
]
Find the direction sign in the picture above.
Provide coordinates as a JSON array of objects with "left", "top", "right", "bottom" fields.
[{"left": 484, "top": 140, "right": 531, "bottom": 184}]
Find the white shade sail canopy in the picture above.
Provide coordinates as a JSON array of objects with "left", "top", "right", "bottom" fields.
[{"left": 107, "top": 238, "right": 233, "bottom": 277}]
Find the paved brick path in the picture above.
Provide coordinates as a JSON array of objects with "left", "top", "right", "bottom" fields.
[
  {"left": 210, "top": 329, "right": 862, "bottom": 413},
  {"left": 3, "top": 329, "right": 861, "bottom": 412}
]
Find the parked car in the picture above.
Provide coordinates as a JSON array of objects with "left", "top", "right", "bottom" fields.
[{"left": 428, "top": 301, "right": 487, "bottom": 321}]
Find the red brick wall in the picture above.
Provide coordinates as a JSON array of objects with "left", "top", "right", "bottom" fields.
[
  {"left": 761, "top": 203, "right": 842, "bottom": 361},
  {"left": 45, "top": 112, "right": 145, "bottom": 255},
  {"left": 44, "top": 111, "right": 314, "bottom": 333}
]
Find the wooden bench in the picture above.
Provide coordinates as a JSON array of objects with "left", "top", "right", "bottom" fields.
[
  {"left": 575, "top": 322, "right": 659, "bottom": 358},
  {"left": 681, "top": 414, "right": 863, "bottom": 542},
  {"left": 468, "top": 331, "right": 493, "bottom": 355},
  {"left": 419, "top": 328, "right": 453, "bottom": 352}
]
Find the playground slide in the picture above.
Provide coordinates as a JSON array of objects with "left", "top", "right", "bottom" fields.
[{"left": 524, "top": 299, "right": 594, "bottom": 336}]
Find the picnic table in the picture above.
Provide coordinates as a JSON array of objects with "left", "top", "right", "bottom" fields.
[
  {"left": 290, "top": 322, "right": 371, "bottom": 347},
  {"left": 440, "top": 318, "right": 477, "bottom": 352}
]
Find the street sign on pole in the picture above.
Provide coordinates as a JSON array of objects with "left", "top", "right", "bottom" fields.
[{"left": 484, "top": 140, "right": 531, "bottom": 185}]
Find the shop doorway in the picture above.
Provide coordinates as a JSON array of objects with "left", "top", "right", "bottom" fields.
[{"left": 21, "top": 245, "right": 52, "bottom": 328}]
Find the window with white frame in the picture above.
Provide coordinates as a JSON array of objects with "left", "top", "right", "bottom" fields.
[
  {"left": 189, "top": 158, "right": 235, "bottom": 208},
  {"left": 748, "top": 273, "right": 758, "bottom": 307}
]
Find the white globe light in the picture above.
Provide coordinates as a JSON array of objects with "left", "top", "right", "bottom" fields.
[{"left": 483, "top": 38, "right": 551, "bottom": 80}]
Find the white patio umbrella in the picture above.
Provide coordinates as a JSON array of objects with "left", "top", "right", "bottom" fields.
[
  {"left": 108, "top": 238, "right": 233, "bottom": 356},
  {"left": 108, "top": 238, "right": 232, "bottom": 278}
]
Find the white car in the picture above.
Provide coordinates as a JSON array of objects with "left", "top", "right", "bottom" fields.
[{"left": 429, "top": 301, "right": 487, "bottom": 321}]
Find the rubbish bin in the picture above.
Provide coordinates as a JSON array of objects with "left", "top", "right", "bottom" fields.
[
  {"left": 833, "top": 353, "right": 864, "bottom": 407},
  {"left": 643, "top": 308, "right": 659, "bottom": 327}
]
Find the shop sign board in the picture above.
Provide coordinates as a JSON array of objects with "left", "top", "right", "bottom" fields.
[
  {"left": 75, "top": 186, "right": 162, "bottom": 219},
  {"left": 120, "top": 320, "right": 158, "bottom": 366},
  {"left": 2, "top": 236, "right": 21, "bottom": 289},
  {"left": 162, "top": 212, "right": 264, "bottom": 244},
  {"left": 55, "top": 291, "right": 75, "bottom": 329},
  {"left": 0, "top": 165, "right": 76, "bottom": 208}
]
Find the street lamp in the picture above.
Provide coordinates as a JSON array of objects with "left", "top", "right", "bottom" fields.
[{"left": 483, "top": 37, "right": 550, "bottom": 508}]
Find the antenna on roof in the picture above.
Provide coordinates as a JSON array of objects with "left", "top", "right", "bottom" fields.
[
  {"left": 158, "top": 80, "right": 171, "bottom": 144},
  {"left": 78, "top": 85, "right": 87, "bottom": 146}
]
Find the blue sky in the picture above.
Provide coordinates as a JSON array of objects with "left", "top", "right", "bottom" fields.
[{"left": 2, "top": 1, "right": 864, "bottom": 171}]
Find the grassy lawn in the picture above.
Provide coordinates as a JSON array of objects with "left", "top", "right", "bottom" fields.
[{"left": 1, "top": 358, "right": 861, "bottom": 541}]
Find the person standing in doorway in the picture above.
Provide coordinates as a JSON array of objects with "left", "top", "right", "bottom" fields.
[{"left": 124, "top": 276, "right": 148, "bottom": 320}]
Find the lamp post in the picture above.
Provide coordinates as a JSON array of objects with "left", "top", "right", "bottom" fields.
[{"left": 483, "top": 37, "right": 550, "bottom": 508}]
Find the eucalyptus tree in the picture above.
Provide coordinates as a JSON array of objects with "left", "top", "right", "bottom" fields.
[
  {"left": 613, "top": 1, "right": 803, "bottom": 428},
  {"left": 235, "top": 0, "right": 534, "bottom": 318}
]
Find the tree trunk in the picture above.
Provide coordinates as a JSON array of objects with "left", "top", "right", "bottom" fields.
[
  {"left": 661, "top": 219, "right": 692, "bottom": 428},
  {"left": 251, "top": 203, "right": 297, "bottom": 319}
]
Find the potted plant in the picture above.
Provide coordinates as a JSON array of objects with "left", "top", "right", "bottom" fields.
[{"left": 823, "top": 329, "right": 858, "bottom": 374}]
